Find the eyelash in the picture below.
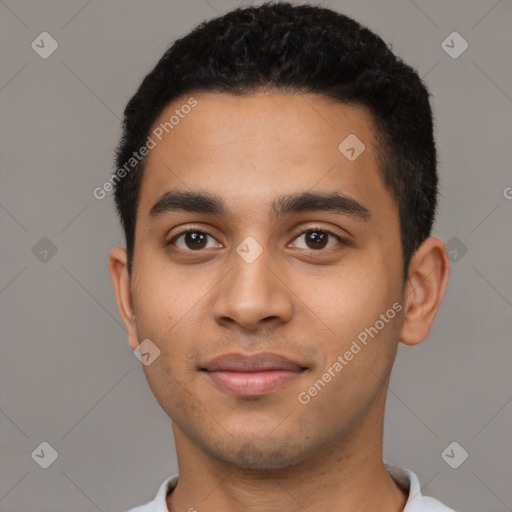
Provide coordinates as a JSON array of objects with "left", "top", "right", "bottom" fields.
[{"left": 167, "top": 225, "right": 346, "bottom": 252}]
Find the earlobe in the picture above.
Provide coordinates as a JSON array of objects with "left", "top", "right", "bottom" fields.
[
  {"left": 108, "top": 247, "right": 140, "bottom": 350},
  {"left": 399, "top": 238, "right": 450, "bottom": 346}
]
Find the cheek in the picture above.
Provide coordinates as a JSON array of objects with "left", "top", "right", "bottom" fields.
[
  {"left": 136, "top": 319, "right": 198, "bottom": 417},
  {"left": 304, "top": 265, "right": 391, "bottom": 337},
  {"left": 130, "top": 276, "right": 199, "bottom": 402},
  {"left": 142, "top": 359, "right": 190, "bottom": 423},
  {"left": 298, "top": 257, "right": 402, "bottom": 388},
  {"left": 132, "top": 256, "right": 201, "bottom": 337}
]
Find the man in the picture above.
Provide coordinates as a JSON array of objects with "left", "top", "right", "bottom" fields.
[{"left": 109, "top": 2, "right": 455, "bottom": 511}]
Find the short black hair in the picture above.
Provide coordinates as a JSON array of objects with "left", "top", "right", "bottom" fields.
[{"left": 113, "top": 1, "right": 438, "bottom": 279}]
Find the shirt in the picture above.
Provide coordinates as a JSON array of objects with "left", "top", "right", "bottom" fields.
[{"left": 125, "top": 463, "right": 457, "bottom": 511}]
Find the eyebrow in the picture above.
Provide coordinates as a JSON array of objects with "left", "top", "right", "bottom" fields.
[{"left": 148, "top": 190, "right": 371, "bottom": 221}]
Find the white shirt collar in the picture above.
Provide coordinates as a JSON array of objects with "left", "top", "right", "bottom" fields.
[{"left": 385, "top": 464, "right": 456, "bottom": 511}]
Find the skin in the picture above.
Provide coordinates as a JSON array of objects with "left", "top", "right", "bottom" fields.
[{"left": 109, "top": 90, "right": 450, "bottom": 512}]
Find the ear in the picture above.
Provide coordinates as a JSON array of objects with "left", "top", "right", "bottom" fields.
[
  {"left": 108, "top": 247, "right": 140, "bottom": 350},
  {"left": 399, "top": 237, "right": 450, "bottom": 346}
]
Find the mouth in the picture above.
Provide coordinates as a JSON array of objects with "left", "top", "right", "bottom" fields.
[{"left": 200, "top": 352, "right": 308, "bottom": 397}]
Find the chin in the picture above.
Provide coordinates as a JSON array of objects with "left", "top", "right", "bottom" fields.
[{"left": 206, "top": 436, "right": 312, "bottom": 470}]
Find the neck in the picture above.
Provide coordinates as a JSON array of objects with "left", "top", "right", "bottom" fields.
[{"left": 167, "top": 388, "right": 407, "bottom": 512}]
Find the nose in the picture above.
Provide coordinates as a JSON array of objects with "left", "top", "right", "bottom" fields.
[{"left": 211, "top": 243, "right": 294, "bottom": 332}]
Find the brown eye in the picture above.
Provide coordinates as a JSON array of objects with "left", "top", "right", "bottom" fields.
[
  {"left": 291, "top": 229, "right": 343, "bottom": 251},
  {"left": 305, "top": 231, "right": 328, "bottom": 249},
  {"left": 169, "top": 229, "right": 220, "bottom": 251}
]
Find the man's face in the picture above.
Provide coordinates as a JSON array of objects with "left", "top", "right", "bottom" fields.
[{"left": 129, "top": 91, "right": 405, "bottom": 468}]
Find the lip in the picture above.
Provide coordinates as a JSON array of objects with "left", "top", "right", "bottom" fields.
[{"left": 201, "top": 352, "right": 307, "bottom": 396}]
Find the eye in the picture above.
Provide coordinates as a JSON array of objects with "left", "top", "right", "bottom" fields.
[
  {"left": 167, "top": 226, "right": 345, "bottom": 253},
  {"left": 290, "top": 228, "right": 344, "bottom": 251},
  {"left": 168, "top": 228, "right": 221, "bottom": 251}
]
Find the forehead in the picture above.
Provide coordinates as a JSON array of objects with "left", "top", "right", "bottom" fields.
[{"left": 136, "top": 91, "right": 393, "bottom": 224}]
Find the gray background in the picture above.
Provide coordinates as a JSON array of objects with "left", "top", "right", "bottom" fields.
[{"left": 1, "top": 0, "right": 511, "bottom": 511}]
